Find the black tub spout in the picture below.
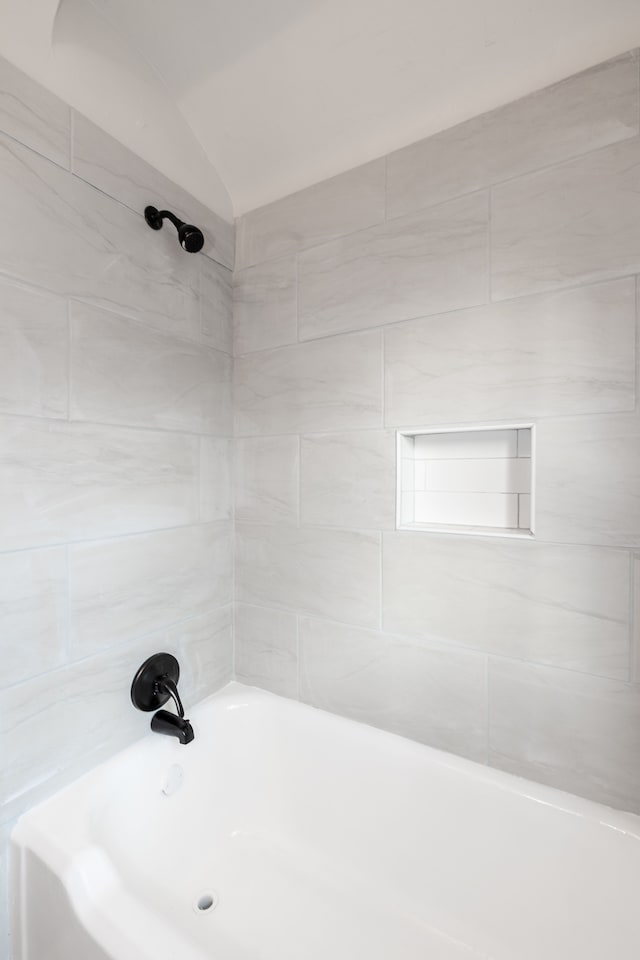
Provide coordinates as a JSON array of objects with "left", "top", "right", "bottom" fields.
[{"left": 151, "top": 710, "right": 195, "bottom": 745}]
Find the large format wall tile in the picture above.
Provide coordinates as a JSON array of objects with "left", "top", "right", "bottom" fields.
[
  {"left": 236, "top": 523, "right": 381, "bottom": 629},
  {"left": 200, "top": 437, "right": 232, "bottom": 522},
  {"left": 235, "top": 159, "right": 386, "bottom": 269},
  {"left": 69, "top": 523, "right": 232, "bottom": 658},
  {"left": 488, "top": 659, "right": 640, "bottom": 812},
  {"left": 235, "top": 602, "right": 298, "bottom": 697},
  {"left": 385, "top": 278, "right": 636, "bottom": 425},
  {"left": 491, "top": 139, "right": 640, "bottom": 300},
  {"left": 167, "top": 606, "right": 233, "bottom": 705},
  {"left": 233, "top": 256, "right": 297, "bottom": 355},
  {"left": 299, "top": 618, "right": 487, "bottom": 761},
  {"left": 0, "top": 134, "right": 201, "bottom": 339},
  {"left": 72, "top": 113, "right": 234, "bottom": 268},
  {"left": 70, "top": 301, "right": 232, "bottom": 434},
  {"left": 235, "top": 436, "right": 299, "bottom": 524},
  {"left": 0, "top": 417, "right": 199, "bottom": 551},
  {"left": 536, "top": 413, "right": 640, "bottom": 547},
  {"left": 298, "top": 192, "right": 488, "bottom": 339},
  {"left": 0, "top": 277, "right": 68, "bottom": 419},
  {"left": 387, "top": 51, "right": 639, "bottom": 220},
  {"left": 0, "top": 57, "right": 70, "bottom": 168},
  {"left": 200, "top": 257, "right": 233, "bottom": 354},
  {"left": 300, "top": 430, "right": 396, "bottom": 529},
  {"left": 2, "top": 547, "right": 67, "bottom": 687},
  {"left": 383, "top": 533, "right": 630, "bottom": 679},
  {"left": 234, "top": 330, "right": 383, "bottom": 436}
]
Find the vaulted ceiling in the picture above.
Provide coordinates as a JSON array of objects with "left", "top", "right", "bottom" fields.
[{"left": 1, "top": 0, "right": 640, "bottom": 222}]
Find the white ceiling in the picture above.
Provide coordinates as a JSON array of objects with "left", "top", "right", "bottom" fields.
[{"left": 1, "top": 0, "right": 640, "bottom": 220}]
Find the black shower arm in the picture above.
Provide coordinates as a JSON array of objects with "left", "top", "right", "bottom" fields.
[{"left": 156, "top": 210, "right": 185, "bottom": 230}]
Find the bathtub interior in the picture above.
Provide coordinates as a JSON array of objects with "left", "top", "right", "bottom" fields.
[{"left": 11, "top": 683, "right": 640, "bottom": 960}]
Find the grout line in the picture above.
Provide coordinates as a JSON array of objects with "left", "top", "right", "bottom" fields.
[
  {"left": 63, "top": 543, "right": 71, "bottom": 662},
  {"left": 633, "top": 263, "right": 640, "bottom": 395},
  {"left": 297, "top": 433, "right": 302, "bottom": 528},
  {"left": 487, "top": 186, "right": 493, "bottom": 303},
  {"left": 383, "top": 154, "right": 389, "bottom": 222},
  {"left": 379, "top": 532, "right": 384, "bottom": 630},
  {"left": 231, "top": 431, "right": 237, "bottom": 682},
  {"left": 233, "top": 271, "right": 639, "bottom": 357},
  {"left": 0, "top": 406, "right": 233, "bottom": 442},
  {"left": 629, "top": 553, "right": 636, "bottom": 683},
  {"left": 67, "top": 294, "right": 233, "bottom": 358},
  {"left": 295, "top": 253, "right": 300, "bottom": 342},
  {"left": 66, "top": 298, "right": 72, "bottom": 420},
  {"left": 226, "top": 601, "right": 633, "bottom": 686},
  {"left": 3, "top": 600, "right": 235, "bottom": 695},
  {"left": 295, "top": 614, "right": 300, "bottom": 701},
  {"left": 0, "top": 518, "right": 231, "bottom": 559}
]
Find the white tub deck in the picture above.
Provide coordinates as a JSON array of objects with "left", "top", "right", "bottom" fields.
[{"left": 11, "top": 683, "right": 640, "bottom": 959}]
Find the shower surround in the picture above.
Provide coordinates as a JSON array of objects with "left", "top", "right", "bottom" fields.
[
  {"left": 1, "top": 41, "right": 640, "bottom": 959},
  {"left": 233, "top": 48, "right": 640, "bottom": 813},
  {"left": 0, "top": 55, "right": 234, "bottom": 956}
]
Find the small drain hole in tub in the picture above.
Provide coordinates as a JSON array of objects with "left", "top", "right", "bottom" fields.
[{"left": 194, "top": 891, "right": 218, "bottom": 914}]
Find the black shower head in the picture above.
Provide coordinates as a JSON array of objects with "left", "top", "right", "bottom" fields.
[
  {"left": 144, "top": 206, "right": 204, "bottom": 254},
  {"left": 178, "top": 222, "right": 205, "bottom": 253}
]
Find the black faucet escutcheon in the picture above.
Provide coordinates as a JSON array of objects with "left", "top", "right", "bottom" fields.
[{"left": 130, "top": 653, "right": 195, "bottom": 745}]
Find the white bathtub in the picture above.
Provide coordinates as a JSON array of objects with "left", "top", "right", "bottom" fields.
[{"left": 10, "top": 682, "right": 640, "bottom": 959}]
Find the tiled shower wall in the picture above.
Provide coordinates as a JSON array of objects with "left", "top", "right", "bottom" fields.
[
  {"left": 0, "top": 57, "right": 233, "bottom": 951},
  {"left": 234, "top": 50, "right": 640, "bottom": 815}
]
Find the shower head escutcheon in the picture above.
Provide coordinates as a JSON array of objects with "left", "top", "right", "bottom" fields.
[{"left": 144, "top": 205, "right": 205, "bottom": 253}]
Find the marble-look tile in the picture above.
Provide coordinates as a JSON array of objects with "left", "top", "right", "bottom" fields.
[
  {"left": 0, "top": 277, "right": 68, "bottom": 419},
  {"left": 0, "top": 134, "right": 201, "bottom": 339},
  {"left": 235, "top": 436, "right": 298, "bottom": 524},
  {"left": 536, "top": 412, "right": 640, "bottom": 548},
  {"left": 298, "top": 192, "right": 489, "bottom": 339},
  {"left": 384, "top": 278, "right": 636, "bottom": 425},
  {"left": 299, "top": 618, "right": 487, "bottom": 761},
  {"left": 72, "top": 113, "right": 234, "bottom": 268},
  {"left": 1, "top": 547, "right": 67, "bottom": 687},
  {"left": 0, "top": 416, "right": 199, "bottom": 551},
  {"left": 0, "top": 56, "right": 70, "bottom": 168},
  {"left": 234, "top": 330, "right": 383, "bottom": 436},
  {"left": 200, "top": 437, "right": 232, "bottom": 522},
  {"left": 387, "top": 51, "right": 639, "bottom": 220},
  {"left": 236, "top": 523, "right": 381, "bottom": 629},
  {"left": 169, "top": 606, "right": 233, "bottom": 704},
  {"left": 200, "top": 257, "right": 232, "bottom": 354},
  {"left": 70, "top": 301, "right": 231, "bottom": 435},
  {"left": 69, "top": 522, "right": 232, "bottom": 658},
  {"left": 0, "top": 631, "right": 185, "bottom": 823},
  {"left": 233, "top": 256, "right": 297, "bottom": 355},
  {"left": 235, "top": 602, "right": 298, "bottom": 698},
  {"left": 488, "top": 659, "right": 640, "bottom": 813},
  {"left": 491, "top": 139, "right": 640, "bottom": 300},
  {"left": 383, "top": 533, "right": 630, "bottom": 679},
  {"left": 235, "top": 159, "right": 386, "bottom": 269},
  {"left": 300, "top": 430, "right": 396, "bottom": 529}
]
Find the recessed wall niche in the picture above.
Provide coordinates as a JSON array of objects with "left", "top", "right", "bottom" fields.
[{"left": 397, "top": 425, "right": 534, "bottom": 537}]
